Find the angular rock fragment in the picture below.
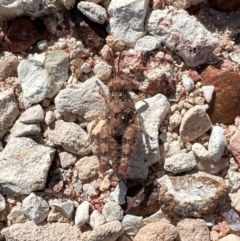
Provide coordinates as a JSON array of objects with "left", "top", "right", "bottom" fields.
[
  {"left": 50, "top": 200, "right": 74, "bottom": 219},
  {"left": 19, "top": 104, "right": 44, "bottom": 124},
  {"left": 158, "top": 172, "right": 228, "bottom": 217},
  {"left": 146, "top": 8, "right": 218, "bottom": 66},
  {"left": 10, "top": 120, "right": 41, "bottom": 137},
  {"left": 122, "top": 214, "right": 143, "bottom": 236},
  {"left": 0, "top": 88, "right": 20, "bottom": 140},
  {"left": 102, "top": 202, "right": 123, "bottom": 222},
  {"left": 0, "top": 137, "right": 55, "bottom": 195},
  {"left": 45, "top": 120, "right": 91, "bottom": 156},
  {"left": 75, "top": 201, "right": 90, "bottom": 227}
]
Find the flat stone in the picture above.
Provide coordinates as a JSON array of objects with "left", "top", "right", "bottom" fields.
[
  {"left": 1, "top": 221, "right": 81, "bottom": 241},
  {"left": 178, "top": 218, "right": 210, "bottom": 241},
  {"left": 201, "top": 67, "right": 240, "bottom": 124},
  {"left": 19, "top": 104, "right": 44, "bottom": 124},
  {"left": 0, "top": 137, "right": 55, "bottom": 195},
  {"left": 22, "top": 193, "right": 49, "bottom": 224},
  {"left": 192, "top": 143, "right": 209, "bottom": 160},
  {"left": 55, "top": 77, "right": 108, "bottom": 121},
  {"left": 158, "top": 172, "right": 228, "bottom": 217},
  {"left": 7, "top": 206, "right": 29, "bottom": 224},
  {"left": 143, "top": 209, "right": 171, "bottom": 225},
  {"left": 59, "top": 152, "right": 77, "bottom": 169},
  {"left": 146, "top": 8, "right": 218, "bottom": 66},
  {"left": 164, "top": 152, "right": 197, "bottom": 173},
  {"left": 134, "top": 221, "right": 178, "bottom": 241},
  {"left": 110, "top": 181, "right": 127, "bottom": 205},
  {"left": 122, "top": 214, "right": 143, "bottom": 235},
  {"left": 102, "top": 201, "right": 123, "bottom": 222},
  {"left": 0, "top": 194, "right": 6, "bottom": 212},
  {"left": 77, "top": 1, "right": 107, "bottom": 25},
  {"left": 122, "top": 184, "right": 160, "bottom": 218},
  {"left": 18, "top": 51, "right": 69, "bottom": 108},
  {"left": 179, "top": 105, "right": 212, "bottom": 142},
  {"left": 87, "top": 220, "right": 123, "bottom": 241},
  {"left": 0, "top": 88, "right": 20, "bottom": 140},
  {"left": 219, "top": 234, "right": 240, "bottom": 241},
  {"left": 90, "top": 210, "right": 106, "bottom": 229},
  {"left": 208, "top": 126, "right": 227, "bottom": 162},
  {"left": 208, "top": 0, "right": 240, "bottom": 12},
  {"left": 50, "top": 200, "right": 74, "bottom": 219},
  {"left": 134, "top": 35, "right": 161, "bottom": 51},
  {"left": 10, "top": 120, "right": 41, "bottom": 137},
  {"left": 229, "top": 128, "right": 240, "bottom": 166},
  {"left": 45, "top": 120, "right": 91, "bottom": 156},
  {"left": 126, "top": 94, "right": 170, "bottom": 180},
  {"left": 108, "top": 0, "right": 149, "bottom": 47},
  {"left": 75, "top": 201, "right": 90, "bottom": 227}
]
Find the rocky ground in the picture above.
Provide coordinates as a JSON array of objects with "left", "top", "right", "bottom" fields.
[{"left": 1, "top": 0, "right": 240, "bottom": 240}]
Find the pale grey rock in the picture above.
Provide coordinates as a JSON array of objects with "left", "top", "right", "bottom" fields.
[
  {"left": 83, "top": 184, "right": 98, "bottom": 197},
  {"left": 61, "top": 0, "right": 76, "bottom": 10},
  {"left": 45, "top": 120, "right": 91, "bottom": 156},
  {"left": 0, "top": 0, "right": 56, "bottom": 20},
  {"left": 77, "top": 1, "right": 107, "bottom": 24},
  {"left": 158, "top": 172, "right": 228, "bottom": 217},
  {"left": 143, "top": 209, "right": 170, "bottom": 225},
  {"left": 134, "top": 36, "right": 161, "bottom": 51},
  {"left": 0, "top": 194, "right": 6, "bottom": 212},
  {"left": 122, "top": 214, "right": 143, "bottom": 235},
  {"left": 75, "top": 156, "right": 99, "bottom": 181},
  {"left": 192, "top": 143, "right": 209, "bottom": 160},
  {"left": 90, "top": 210, "right": 106, "bottom": 229},
  {"left": 177, "top": 218, "right": 210, "bottom": 241},
  {"left": 108, "top": 0, "right": 149, "bottom": 47},
  {"left": 93, "top": 61, "right": 112, "bottom": 80},
  {"left": 18, "top": 51, "right": 69, "bottom": 108},
  {"left": 167, "top": 140, "right": 181, "bottom": 157},
  {"left": 159, "top": 131, "right": 174, "bottom": 144},
  {"left": 182, "top": 73, "right": 195, "bottom": 91},
  {"left": 50, "top": 200, "right": 74, "bottom": 219},
  {"left": 10, "top": 120, "right": 41, "bottom": 137},
  {"left": 37, "top": 40, "right": 48, "bottom": 50},
  {"left": 22, "top": 192, "right": 49, "bottom": 224},
  {"left": 229, "top": 171, "right": 240, "bottom": 192},
  {"left": 0, "top": 137, "right": 55, "bottom": 195},
  {"left": 55, "top": 77, "right": 108, "bottom": 121},
  {"left": 208, "top": 126, "right": 227, "bottom": 162},
  {"left": 111, "top": 181, "right": 127, "bottom": 205},
  {"left": 165, "top": 0, "right": 204, "bottom": 9},
  {"left": 221, "top": 208, "right": 240, "bottom": 232},
  {"left": 169, "top": 112, "right": 181, "bottom": 130},
  {"left": 87, "top": 220, "right": 123, "bottom": 241},
  {"left": 45, "top": 110, "right": 55, "bottom": 125},
  {"left": 164, "top": 152, "right": 197, "bottom": 174},
  {"left": 7, "top": 206, "right": 29, "bottom": 224},
  {"left": 229, "top": 192, "right": 240, "bottom": 212},
  {"left": 59, "top": 152, "right": 77, "bottom": 169},
  {"left": 126, "top": 94, "right": 170, "bottom": 180},
  {"left": 219, "top": 234, "right": 240, "bottom": 241},
  {"left": 0, "top": 88, "right": 19, "bottom": 140},
  {"left": 180, "top": 105, "right": 212, "bottom": 142},
  {"left": 201, "top": 86, "right": 215, "bottom": 103},
  {"left": 19, "top": 104, "right": 44, "bottom": 124},
  {"left": 146, "top": 8, "right": 218, "bottom": 66},
  {"left": 75, "top": 201, "right": 90, "bottom": 227},
  {"left": 102, "top": 201, "right": 123, "bottom": 222},
  {"left": 1, "top": 221, "right": 81, "bottom": 241}
]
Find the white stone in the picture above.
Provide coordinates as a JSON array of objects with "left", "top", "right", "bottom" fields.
[
  {"left": 169, "top": 113, "right": 181, "bottom": 130},
  {"left": 50, "top": 200, "right": 74, "bottom": 219},
  {"left": 182, "top": 74, "right": 194, "bottom": 91},
  {"left": 77, "top": 1, "right": 107, "bottom": 24},
  {"left": 90, "top": 210, "right": 106, "bottom": 229},
  {"left": 22, "top": 193, "right": 49, "bottom": 224},
  {"left": 45, "top": 110, "right": 55, "bottom": 125},
  {"left": 208, "top": 126, "right": 227, "bottom": 162},
  {"left": 81, "top": 63, "right": 91, "bottom": 73},
  {"left": 126, "top": 94, "right": 170, "bottom": 180},
  {"left": 0, "top": 137, "right": 55, "bottom": 195},
  {"left": 192, "top": 143, "right": 209, "bottom": 160},
  {"left": 229, "top": 52, "right": 240, "bottom": 64},
  {"left": 93, "top": 61, "right": 112, "bottom": 81},
  {"left": 10, "top": 120, "right": 41, "bottom": 137},
  {"left": 164, "top": 152, "right": 197, "bottom": 173},
  {"left": 143, "top": 210, "right": 170, "bottom": 225},
  {"left": 83, "top": 184, "right": 98, "bottom": 197},
  {"left": 122, "top": 214, "right": 143, "bottom": 235},
  {"left": 134, "top": 35, "right": 161, "bottom": 51},
  {"left": 111, "top": 181, "right": 127, "bottom": 205},
  {"left": 102, "top": 201, "right": 123, "bottom": 222},
  {"left": 18, "top": 51, "right": 69, "bottom": 108},
  {"left": 146, "top": 8, "right": 218, "bottom": 66},
  {"left": 19, "top": 104, "right": 44, "bottom": 124},
  {"left": 219, "top": 234, "right": 240, "bottom": 241},
  {"left": 37, "top": 40, "right": 48, "bottom": 50},
  {"left": 201, "top": 86, "right": 215, "bottom": 103},
  {"left": 229, "top": 171, "right": 240, "bottom": 192},
  {"left": 0, "top": 194, "right": 6, "bottom": 212},
  {"left": 107, "top": 0, "right": 149, "bottom": 47},
  {"left": 167, "top": 140, "right": 181, "bottom": 157},
  {"left": 75, "top": 201, "right": 90, "bottom": 227}
]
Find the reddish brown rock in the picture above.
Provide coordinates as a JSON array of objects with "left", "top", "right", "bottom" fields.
[
  {"left": 201, "top": 67, "right": 240, "bottom": 125},
  {"left": 229, "top": 129, "right": 240, "bottom": 166},
  {"left": 4, "top": 17, "right": 48, "bottom": 53},
  {"left": 208, "top": 0, "right": 240, "bottom": 12},
  {"left": 122, "top": 184, "right": 160, "bottom": 218}
]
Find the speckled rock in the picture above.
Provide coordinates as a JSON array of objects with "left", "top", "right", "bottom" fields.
[
  {"left": 10, "top": 120, "right": 41, "bottom": 137},
  {"left": 158, "top": 172, "right": 228, "bottom": 217},
  {"left": 134, "top": 35, "right": 161, "bottom": 51},
  {"left": 122, "top": 214, "right": 143, "bottom": 236},
  {"left": 45, "top": 120, "right": 91, "bottom": 156},
  {"left": 19, "top": 104, "right": 44, "bottom": 124},
  {"left": 0, "top": 137, "right": 55, "bottom": 195},
  {"left": 0, "top": 88, "right": 20, "bottom": 140},
  {"left": 90, "top": 210, "right": 106, "bottom": 229},
  {"left": 179, "top": 105, "right": 212, "bottom": 142},
  {"left": 93, "top": 61, "right": 112, "bottom": 80},
  {"left": 7, "top": 206, "right": 29, "bottom": 224},
  {"left": 87, "top": 220, "right": 123, "bottom": 241},
  {"left": 134, "top": 221, "right": 178, "bottom": 241},
  {"left": 146, "top": 8, "right": 218, "bottom": 66},
  {"left": 177, "top": 218, "right": 210, "bottom": 241},
  {"left": 102, "top": 201, "right": 124, "bottom": 222},
  {"left": 1, "top": 221, "right": 81, "bottom": 241}
]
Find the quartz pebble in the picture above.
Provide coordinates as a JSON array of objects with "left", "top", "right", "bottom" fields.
[
  {"left": 122, "top": 214, "right": 143, "bottom": 235},
  {"left": 134, "top": 36, "right": 161, "bottom": 51},
  {"left": 75, "top": 201, "right": 90, "bottom": 227},
  {"left": 111, "top": 181, "right": 127, "bottom": 205},
  {"left": 102, "top": 201, "right": 124, "bottom": 222},
  {"left": 201, "top": 86, "right": 215, "bottom": 103},
  {"left": 50, "top": 200, "right": 74, "bottom": 219},
  {"left": 182, "top": 74, "right": 195, "bottom": 91}
]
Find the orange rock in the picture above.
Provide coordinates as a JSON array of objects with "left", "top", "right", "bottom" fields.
[
  {"left": 219, "top": 221, "right": 230, "bottom": 238},
  {"left": 201, "top": 66, "right": 240, "bottom": 125},
  {"left": 208, "top": 0, "right": 240, "bottom": 12}
]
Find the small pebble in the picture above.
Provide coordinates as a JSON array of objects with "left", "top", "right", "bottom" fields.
[
  {"left": 102, "top": 201, "right": 123, "bottom": 222},
  {"left": 75, "top": 201, "right": 90, "bottom": 227},
  {"left": 111, "top": 181, "right": 127, "bottom": 205},
  {"left": 201, "top": 86, "right": 215, "bottom": 103}
]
